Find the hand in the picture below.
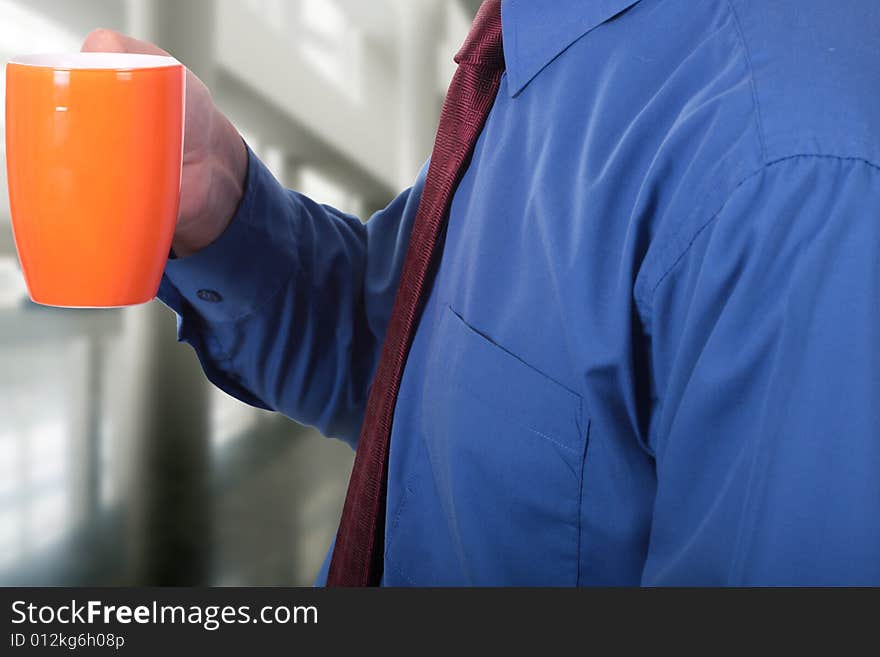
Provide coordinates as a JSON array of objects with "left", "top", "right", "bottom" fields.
[{"left": 81, "top": 29, "right": 248, "bottom": 257}]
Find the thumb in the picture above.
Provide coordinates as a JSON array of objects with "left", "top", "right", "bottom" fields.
[{"left": 81, "top": 29, "right": 170, "bottom": 57}]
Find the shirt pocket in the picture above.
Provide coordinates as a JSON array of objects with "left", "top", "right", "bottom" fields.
[{"left": 416, "top": 304, "right": 588, "bottom": 585}]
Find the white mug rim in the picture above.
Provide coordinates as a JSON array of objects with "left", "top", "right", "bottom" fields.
[{"left": 8, "top": 52, "right": 180, "bottom": 71}]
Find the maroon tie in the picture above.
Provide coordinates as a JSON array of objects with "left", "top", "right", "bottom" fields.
[{"left": 327, "top": 0, "right": 505, "bottom": 586}]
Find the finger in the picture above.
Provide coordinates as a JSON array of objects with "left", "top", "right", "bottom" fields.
[{"left": 81, "top": 28, "right": 170, "bottom": 57}]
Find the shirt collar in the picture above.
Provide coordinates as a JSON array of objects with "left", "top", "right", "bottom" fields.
[{"left": 500, "top": 0, "right": 642, "bottom": 97}]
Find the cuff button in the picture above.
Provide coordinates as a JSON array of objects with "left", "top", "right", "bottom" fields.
[{"left": 197, "top": 289, "right": 223, "bottom": 303}]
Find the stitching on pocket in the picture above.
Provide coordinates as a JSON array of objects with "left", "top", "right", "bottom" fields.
[
  {"left": 447, "top": 305, "right": 581, "bottom": 401},
  {"left": 576, "top": 419, "right": 592, "bottom": 587},
  {"left": 383, "top": 474, "right": 418, "bottom": 561},
  {"left": 447, "top": 377, "right": 582, "bottom": 466},
  {"left": 443, "top": 304, "right": 583, "bottom": 454}
]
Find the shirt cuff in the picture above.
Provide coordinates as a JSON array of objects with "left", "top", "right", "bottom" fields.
[{"left": 160, "top": 145, "right": 298, "bottom": 323}]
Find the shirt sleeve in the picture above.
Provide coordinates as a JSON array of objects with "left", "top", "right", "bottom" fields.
[
  {"left": 642, "top": 155, "right": 880, "bottom": 585},
  {"left": 158, "top": 146, "right": 427, "bottom": 447}
]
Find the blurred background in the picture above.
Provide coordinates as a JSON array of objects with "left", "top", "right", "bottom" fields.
[{"left": 0, "top": 0, "right": 478, "bottom": 586}]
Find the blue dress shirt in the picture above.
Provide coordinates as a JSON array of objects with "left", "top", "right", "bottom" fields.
[{"left": 160, "top": 0, "right": 880, "bottom": 585}]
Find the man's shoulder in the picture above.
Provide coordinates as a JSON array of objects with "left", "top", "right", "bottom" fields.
[
  {"left": 724, "top": 0, "right": 880, "bottom": 161},
  {"left": 616, "top": 0, "right": 880, "bottom": 161},
  {"left": 614, "top": 0, "right": 880, "bottom": 319}
]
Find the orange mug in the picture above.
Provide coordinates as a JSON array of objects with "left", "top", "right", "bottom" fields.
[{"left": 5, "top": 53, "right": 185, "bottom": 307}]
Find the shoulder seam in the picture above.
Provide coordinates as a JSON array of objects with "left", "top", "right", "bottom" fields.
[
  {"left": 639, "top": 153, "right": 880, "bottom": 330},
  {"left": 724, "top": 0, "right": 767, "bottom": 161}
]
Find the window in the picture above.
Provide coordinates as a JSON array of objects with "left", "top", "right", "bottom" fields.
[
  {"left": 212, "top": 387, "right": 263, "bottom": 449},
  {"left": 262, "top": 145, "right": 287, "bottom": 185},
  {"left": 242, "top": 0, "right": 288, "bottom": 33},
  {"left": 299, "top": 165, "right": 364, "bottom": 219},
  {"left": 0, "top": 258, "right": 26, "bottom": 308},
  {"left": 0, "top": 340, "right": 80, "bottom": 570},
  {"left": 298, "top": 0, "right": 363, "bottom": 101}
]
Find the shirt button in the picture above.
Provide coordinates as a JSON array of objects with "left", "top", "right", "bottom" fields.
[{"left": 197, "top": 289, "right": 223, "bottom": 303}]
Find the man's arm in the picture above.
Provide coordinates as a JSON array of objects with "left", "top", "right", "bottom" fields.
[
  {"left": 81, "top": 29, "right": 422, "bottom": 447},
  {"left": 160, "top": 148, "right": 425, "bottom": 447},
  {"left": 643, "top": 155, "right": 880, "bottom": 585}
]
